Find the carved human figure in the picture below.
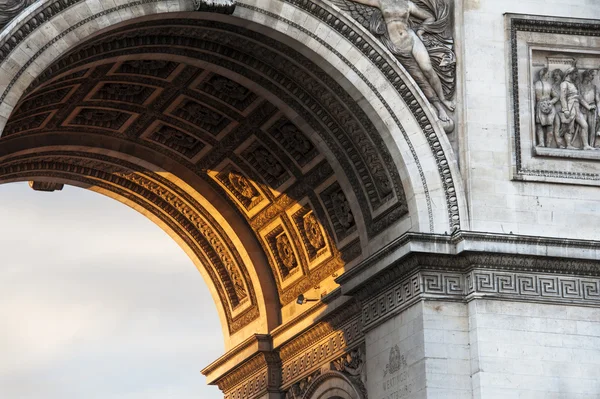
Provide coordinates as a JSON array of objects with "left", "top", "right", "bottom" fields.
[
  {"left": 560, "top": 67, "right": 592, "bottom": 150},
  {"left": 341, "top": 0, "right": 455, "bottom": 125},
  {"left": 551, "top": 69, "right": 566, "bottom": 148},
  {"left": 595, "top": 69, "right": 600, "bottom": 143},
  {"left": 534, "top": 67, "right": 557, "bottom": 147},
  {"left": 579, "top": 69, "right": 600, "bottom": 148}
]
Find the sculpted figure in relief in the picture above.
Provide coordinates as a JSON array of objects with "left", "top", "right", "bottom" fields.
[
  {"left": 559, "top": 67, "right": 593, "bottom": 150},
  {"left": 332, "top": 0, "right": 456, "bottom": 132},
  {"left": 579, "top": 69, "right": 600, "bottom": 148},
  {"left": 534, "top": 67, "right": 557, "bottom": 148},
  {"left": 550, "top": 69, "right": 565, "bottom": 148}
]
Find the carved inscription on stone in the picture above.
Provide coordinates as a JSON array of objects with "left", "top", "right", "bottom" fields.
[
  {"left": 381, "top": 345, "right": 411, "bottom": 399},
  {"left": 531, "top": 51, "right": 600, "bottom": 151}
]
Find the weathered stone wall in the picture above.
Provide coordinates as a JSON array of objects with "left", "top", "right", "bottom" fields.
[
  {"left": 459, "top": 0, "right": 600, "bottom": 239},
  {"left": 469, "top": 299, "right": 600, "bottom": 398},
  {"left": 366, "top": 301, "right": 472, "bottom": 399}
]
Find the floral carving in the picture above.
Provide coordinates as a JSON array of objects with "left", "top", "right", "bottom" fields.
[
  {"left": 208, "top": 76, "right": 248, "bottom": 100},
  {"left": 70, "top": 108, "right": 132, "bottom": 130},
  {"left": 332, "top": 190, "right": 354, "bottom": 229},
  {"left": 151, "top": 125, "right": 206, "bottom": 158},
  {"left": 118, "top": 60, "right": 179, "bottom": 78},
  {"left": 276, "top": 233, "right": 297, "bottom": 271},
  {"left": 333, "top": 346, "right": 364, "bottom": 377},
  {"left": 303, "top": 212, "right": 325, "bottom": 250},
  {"left": 252, "top": 147, "right": 284, "bottom": 178},
  {"left": 182, "top": 102, "right": 223, "bottom": 126},
  {"left": 285, "top": 370, "right": 320, "bottom": 399},
  {"left": 228, "top": 171, "right": 257, "bottom": 199}
]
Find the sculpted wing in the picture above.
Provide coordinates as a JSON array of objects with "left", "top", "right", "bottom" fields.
[
  {"left": 0, "top": 0, "right": 36, "bottom": 29},
  {"left": 327, "top": 0, "right": 380, "bottom": 31}
]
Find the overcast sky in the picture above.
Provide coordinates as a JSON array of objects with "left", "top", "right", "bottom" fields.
[{"left": 0, "top": 182, "right": 224, "bottom": 398}]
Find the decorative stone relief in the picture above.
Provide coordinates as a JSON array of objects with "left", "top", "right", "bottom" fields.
[
  {"left": 268, "top": 119, "right": 319, "bottom": 169},
  {"left": 92, "top": 82, "right": 154, "bottom": 104},
  {"left": 175, "top": 100, "right": 230, "bottom": 135},
  {"left": 383, "top": 345, "right": 407, "bottom": 377},
  {"left": 68, "top": 108, "right": 133, "bottom": 131},
  {"left": 198, "top": 74, "right": 256, "bottom": 111},
  {"left": 227, "top": 170, "right": 262, "bottom": 205},
  {"left": 320, "top": 182, "right": 357, "bottom": 243},
  {"left": 276, "top": 233, "right": 297, "bottom": 272},
  {"left": 303, "top": 212, "right": 325, "bottom": 251},
  {"left": 285, "top": 370, "right": 321, "bottom": 399},
  {"left": 241, "top": 142, "right": 291, "bottom": 190},
  {"left": 508, "top": 15, "right": 600, "bottom": 186},
  {"left": 331, "top": 0, "right": 456, "bottom": 132},
  {"left": 193, "top": 0, "right": 236, "bottom": 14},
  {"left": 149, "top": 124, "right": 206, "bottom": 159},
  {"left": 532, "top": 54, "right": 600, "bottom": 151},
  {"left": 0, "top": 0, "right": 36, "bottom": 29},
  {"left": 264, "top": 224, "right": 300, "bottom": 281},
  {"left": 116, "top": 60, "right": 179, "bottom": 79}
]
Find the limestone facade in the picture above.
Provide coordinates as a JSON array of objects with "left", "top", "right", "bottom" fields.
[{"left": 0, "top": 0, "right": 598, "bottom": 398}]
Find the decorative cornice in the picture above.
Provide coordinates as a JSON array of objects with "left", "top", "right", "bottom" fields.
[
  {"left": 202, "top": 334, "right": 271, "bottom": 380},
  {"left": 361, "top": 264, "right": 600, "bottom": 332},
  {"left": 337, "top": 230, "right": 600, "bottom": 293}
]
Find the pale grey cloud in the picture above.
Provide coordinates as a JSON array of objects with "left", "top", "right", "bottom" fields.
[{"left": 0, "top": 183, "right": 224, "bottom": 398}]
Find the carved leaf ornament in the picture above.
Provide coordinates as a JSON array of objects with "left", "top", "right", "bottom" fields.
[{"left": 303, "top": 212, "right": 325, "bottom": 250}]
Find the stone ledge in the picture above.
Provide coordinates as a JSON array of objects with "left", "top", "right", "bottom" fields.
[{"left": 337, "top": 231, "right": 600, "bottom": 294}]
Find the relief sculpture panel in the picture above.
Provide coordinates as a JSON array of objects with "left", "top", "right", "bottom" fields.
[
  {"left": 532, "top": 52, "right": 600, "bottom": 152},
  {"left": 508, "top": 15, "right": 600, "bottom": 186},
  {"left": 331, "top": 0, "right": 456, "bottom": 132}
]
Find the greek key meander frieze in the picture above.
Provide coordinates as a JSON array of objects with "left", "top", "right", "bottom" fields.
[
  {"left": 362, "top": 265, "right": 600, "bottom": 331},
  {"left": 510, "top": 15, "right": 600, "bottom": 184}
]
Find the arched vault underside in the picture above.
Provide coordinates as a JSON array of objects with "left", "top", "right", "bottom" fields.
[{"left": 0, "top": 0, "right": 467, "bottom": 347}]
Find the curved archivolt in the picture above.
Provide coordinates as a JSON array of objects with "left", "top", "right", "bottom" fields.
[{"left": 0, "top": 15, "right": 412, "bottom": 342}]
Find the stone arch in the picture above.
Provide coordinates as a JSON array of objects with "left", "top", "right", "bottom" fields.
[
  {"left": 303, "top": 371, "right": 366, "bottom": 399},
  {"left": 0, "top": 0, "right": 468, "bottom": 347}
]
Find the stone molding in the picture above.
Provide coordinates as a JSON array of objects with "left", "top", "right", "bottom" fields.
[
  {"left": 355, "top": 252, "right": 600, "bottom": 332},
  {"left": 203, "top": 297, "right": 364, "bottom": 399},
  {"left": 301, "top": 369, "right": 367, "bottom": 399},
  {"left": 338, "top": 230, "right": 600, "bottom": 293},
  {"left": 280, "top": 313, "right": 362, "bottom": 388}
]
